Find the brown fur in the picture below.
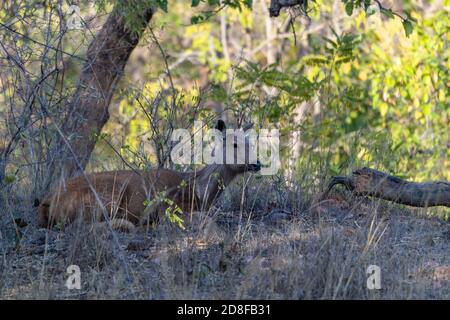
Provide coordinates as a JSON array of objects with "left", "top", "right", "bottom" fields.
[
  {"left": 38, "top": 121, "right": 260, "bottom": 230},
  {"left": 38, "top": 164, "right": 256, "bottom": 229}
]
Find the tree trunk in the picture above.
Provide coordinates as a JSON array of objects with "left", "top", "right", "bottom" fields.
[
  {"left": 44, "top": 5, "right": 153, "bottom": 192},
  {"left": 325, "top": 167, "right": 450, "bottom": 207}
]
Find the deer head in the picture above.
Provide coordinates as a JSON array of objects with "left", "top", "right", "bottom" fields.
[{"left": 213, "top": 119, "right": 261, "bottom": 174}]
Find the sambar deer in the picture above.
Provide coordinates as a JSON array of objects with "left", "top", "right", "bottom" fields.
[{"left": 36, "top": 120, "right": 261, "bottom": 231}]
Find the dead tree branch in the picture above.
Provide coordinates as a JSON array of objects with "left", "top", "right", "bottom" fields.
[{"left": 325, "top": 167, "right": 450, "bottom": 208}]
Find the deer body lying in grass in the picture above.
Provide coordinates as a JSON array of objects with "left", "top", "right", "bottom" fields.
[{"left": 36, "top": 120, "right": 260, "bottom": 231}]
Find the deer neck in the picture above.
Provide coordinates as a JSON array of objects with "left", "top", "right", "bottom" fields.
[{"left": 189, "top": 164, "right": 239, "bottom": 210}]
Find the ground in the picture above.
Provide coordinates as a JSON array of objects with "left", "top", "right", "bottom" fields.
[{"left": 1, "top": 186, "right": 449, "bottom": 299}]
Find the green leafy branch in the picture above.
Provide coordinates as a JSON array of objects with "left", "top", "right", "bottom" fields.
[{"left": 341, "top": 0, "right": 416, "bottom": 37}]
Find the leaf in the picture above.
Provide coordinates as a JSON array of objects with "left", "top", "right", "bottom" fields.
[
  {"left": 345, "top": 2, "right": 353, "bottom": 16},
  {"left": 243, "top": 0, "right": 253, "bottom": 9},
  {"left": 190, "top": 15, "right": 204, "bottom": 24},
  {"left": 380, "top": 7, "right": 394, "bottom": 19},
  {"left": 335, "top": 56, "right": 354, "bottom": 66},
  {"left": 363, "top": 0, "right": 371, "bottom": 10},
  {"left": 192, "top": 0, "right": 201, "bottom": 7},
  {"left": 323, "top": 37, "right": 338, "bottom": 49},
  {"left": 402, "top": 19, "right": 414, "bottom": 37},
  {"left": 157, "top": 0, "right": 168, "bottom": 12},
  {"left": 165, "top": 205, "right": 185, "bottom": 230},
  {"left": 302, "top": 54, "right": 329, "bottom": 66}
]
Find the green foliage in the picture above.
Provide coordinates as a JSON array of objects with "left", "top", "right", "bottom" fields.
[
  {"left": 1, "top": 0, "right": 445, "bottom": 205},
  {"left": 190, "top": 0, "right": 253, "bottom": 24},
  {"left": 104, "top": 0, "right": 446, "bottom": 185},
  {"left": 95, "top": 0, "right": 253, "bottom": 28},
  {"left": 190, "top": 0, "right": 252, "bottom": 9},
  {"left": 234, "top": 61, "right": 318, "bottom": 122},
  {"left": 142, "top": 192, "right": 185, "bottom": 229},
  {"left": 3, "top": 174, "right": 16, "bottom": 185},
  {"left": 213, "top": 3, "right": 448, "bottom": 184},
  {"left": 164, "top": 198, "right": 185, "bottom": 230},
  {"left": 344, "top": 1, "right": 354, "bottom": 16},
  {"left": 402, "top": 19, "right": 414, "bottom": 37},
  {"left": 293, "top": 6, "right": 448, "bottom": 182},
  {"left": 341, "top": 0, "right": 416, "bottom": 37}
]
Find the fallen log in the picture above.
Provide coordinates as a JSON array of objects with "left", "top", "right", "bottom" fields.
[{"left": 325, "top": 167, "right": 450, "bottom": 208}]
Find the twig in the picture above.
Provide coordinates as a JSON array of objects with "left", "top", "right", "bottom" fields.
[{"left": 0, "top": 22, "right": 87, "bottom": 61}]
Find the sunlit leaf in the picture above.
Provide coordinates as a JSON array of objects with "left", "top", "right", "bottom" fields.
[{"left": 402, "top": 19, "right": 414, "bottom": 37}]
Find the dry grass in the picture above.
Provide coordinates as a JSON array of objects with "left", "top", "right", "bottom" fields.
[{"left": 0, "top": 180, "right": 449, "bottom": 300}]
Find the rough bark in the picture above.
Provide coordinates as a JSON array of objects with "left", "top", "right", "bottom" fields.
[
  {"left": 325, "top": 167, "right": 450, "bottom": 208},
  {"left": 44, "top": 4, "right": 153, "bottom": 192}
]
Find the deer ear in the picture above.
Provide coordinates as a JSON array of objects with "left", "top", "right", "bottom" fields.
[{"left": 215, "top": 119, "right": 226, "bottom": 132}]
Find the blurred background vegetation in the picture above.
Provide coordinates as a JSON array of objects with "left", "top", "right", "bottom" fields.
[
  {"left": 104, "top": 0, "right": 449, "bottom": 184},
  {"left": 0, "top": 0, "right": 449, "bottom": 195}
]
